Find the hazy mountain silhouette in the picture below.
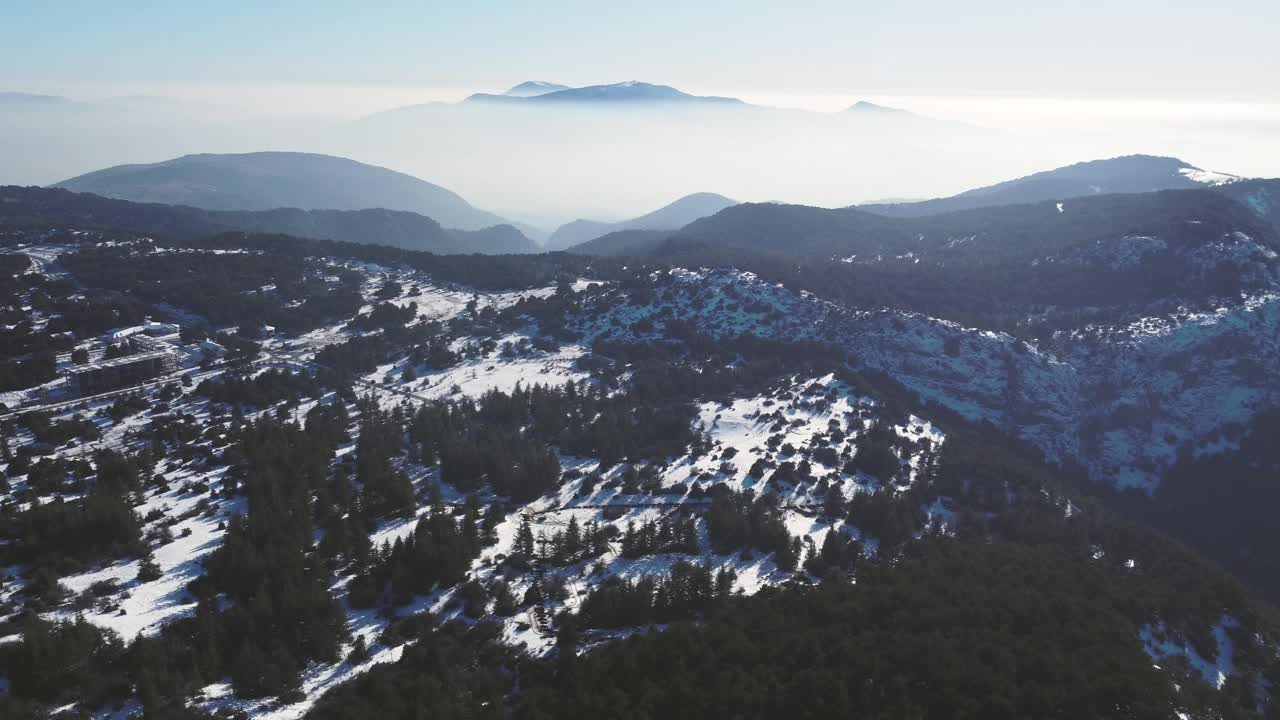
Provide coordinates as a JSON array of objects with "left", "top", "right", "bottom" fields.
[
  {"left": 0, "top": 91, "right": 71, "bottom": 106},
  {"left": 845, "top": 100, "right": 910, "bottom": 115},
  {"left": 0, "top": 185, "right": 535, "bottom": 254},
  {"left": 503, "top": 81, "right": 571, "bottom": 97},
  {"left": 467, "top": 81, "right": 747, "bottom": 107},
  {"left": 860, "top": 155, "right": 1240, "bottom": 217},
  {"left": 548, "top": 192, "right": 737, "bottom": 250},
  {"left": 54, "top": 151, "right": 510, "bottom": 231}
]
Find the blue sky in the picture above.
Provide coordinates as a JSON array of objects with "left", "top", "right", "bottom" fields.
[{"left": 3, "top": 0, "right": 1277, "bottom": 99}]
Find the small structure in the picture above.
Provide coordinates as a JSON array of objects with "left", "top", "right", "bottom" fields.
[
  {"left": 65, "top": 349, "right": 177, "bottom": 396},
  {"left": 197, "top": 339, "right": 227, "bottom": 358},
  {"left": 143, "top": 321, "right": 180, "bottom": 336},
  {"left": 106, "top": 325, "right": 147, "bottom": 342}
]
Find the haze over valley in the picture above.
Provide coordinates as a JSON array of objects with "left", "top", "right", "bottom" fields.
[{"left": 4, "top": 78, "right": 1277, "bottom": 227}]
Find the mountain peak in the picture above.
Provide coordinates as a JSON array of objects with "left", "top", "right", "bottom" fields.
[
  {"left": 503, "top": 81, "right": 570, "bottom": 97},
  {"left": 858, "top": 154, "right": 1245, "bottom": 218},
  {"left": 467, "top": 81, "right": 746, "bottom": 107},
  {"left": 0, "top": 91, "right": 71, "bottom": 105},
  {"left": 846, "top": 100, "right": 907, "bottom": 114},
  {"left": 548, "top": 191, "right": 738, "bottom": 250}
]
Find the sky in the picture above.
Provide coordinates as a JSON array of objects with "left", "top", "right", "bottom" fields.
[
  {"left": 2, "top": 1, "right": 1278, "bottom": 223},
  {"left": 5, "top": 0, "right": 1278, "bottom": 102}
]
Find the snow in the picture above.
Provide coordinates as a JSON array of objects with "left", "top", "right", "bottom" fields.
[
  {"left": 1179, "top": 167, "right": 1241, "bottom": 186},
  {"left": 43, "top": 467, "right": 242, "bottom": 641},
  {"left": 198, "top": 639, "right": 407, "bottom": 720},
  {"left": 570, "top": 266, "right": 1280, "bottom": 491},
  {"left": 1141, "top": 616, "right": 1238, "bottom": 689},
  {"left": 5, "top": 241, "right": 1277, "bottom": 716},
  {"left": 387, "top": 334, "right": 589, "bottom": 403},
  {"left": 655, "top": 374, "right": 941, "bottom": 501}
]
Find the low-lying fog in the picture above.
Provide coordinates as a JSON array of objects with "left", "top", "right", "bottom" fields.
[{"left": 3, "top": 85, "right": 1278, "bottom": 226}]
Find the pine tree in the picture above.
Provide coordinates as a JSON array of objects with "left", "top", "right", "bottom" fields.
[
  {"left": 492, "top": 581, "right": 518, "bottom": 616},
  {"left": 516, "top": 515, "right": 536, "bottom": 558},
  {"left": 137, "top": 552, "right": 162, "bottom": 582},
  {"left": 347, "top": 635, "right": 371, "bottom": 664},
  {"left": 555, "top": 612, "right": 579, "bottom": 683},
  {"left": 564, "top": 516, "right": 582, "bottom": 559}
]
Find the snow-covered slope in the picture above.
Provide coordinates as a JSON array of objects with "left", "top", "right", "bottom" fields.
[{"left": 568, "top": 267, "right": 1280, "bottom": 490}]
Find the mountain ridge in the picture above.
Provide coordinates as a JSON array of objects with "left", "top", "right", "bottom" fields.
[
  {"left": 0, "top": 185, "right": 536, "bottom": 254},
  {"left": 503, "top": 81, "right": 570, "bottom": 97},
  {"left": 54, "top": 151, "right": 511, "bottom": 231},
  {"left": 859, "top": 154, "right": 1242, "bottom": 218},
  {"left": 547, "top": 192, "right": 738, "bottom": 250},
  {"left": 467, "top": 81, "right": 747, "bottom": 107}
]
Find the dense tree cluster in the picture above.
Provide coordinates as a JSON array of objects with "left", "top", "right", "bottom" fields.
[
  {"left": 408, "top": 381, "right": 700, "bottom": 502},
  {"left": 705, "top": 489, "right": 797, "bottom": 569},
  {"left": 619, "top": 515, "right": 699, "bottom": 558},
  {"left": 61, "top": 244, "right": 363, "bottom": 335},
  {"left": 519, "top": 514, "right": 612, "bottom": 567},
  {"left": 1130, "top": 408, "right": 1280, "bottom": 602},
  {"left": 195, "top": 367, "right": 321, "bottom": 407},
  {"left": 2, "top": 617, "right": 129, "bottom": 707},
  {"left": 0, "top": 449, "right": 146, "bottom": 584},
  {"left": 193, "top": 416, "right": 349, "bottom": 697},
  {"left": 577, "top": 561, "right": 736, "bottom": 629},
  {"left": 523, "top": 539, "right": 1186, "bottom": 720},
  {"left": 849, "top": 419, "right": 905, "bottom": 481},
  {"left": 194, "top": 231, "right": 621, "bottom": 291},
  {"left": 305, "top": 619, "right": 520, "bottom": 720},
  {"left": 310, "top": 522, "right": 1280, "bottom": 720},
  {"left": 352, "top": 403, "right": 416, "bottom": 516},
  {"left": 16, "top": 409, "right": 100, "bottom": 447},
  {"left": 355, "top": 301, "right": 416, "bottom": 332},
  {"left": 0, "top": 349, "right": 58, "bottom": 392},
  {"left": 845, "top": 488, "right": 927, "bottom": 551},
  {"left": 347, "top": 498, "right": 486, "bottom": 609}
]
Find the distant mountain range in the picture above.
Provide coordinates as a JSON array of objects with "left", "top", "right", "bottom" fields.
[
  {"left": 466, "top": 81, "right": 747, "bottom": 107},
  {"left": 547, "top": 192, "right": 738, "bottom": 250},
  {"left": 845, "top": 100, "right": 909, "bottom": 115},
  {"left": 0, "top": 186, "right": 536, "bottom": 254},
  {"left": 859, "top": 154, "right": 1240, "bottom": 217},
  {"left": 54, "top": 152, "right": 511, "bottom": 231},
  {"left": 502, "top": 81, "right": 571, "bottom": 97},
  {"left": 363, "top": 80, "right": 938, "bottom": 123},
  {"left": 568, "top": 156, "right": 1277, "bottom": 274},
  {"left": 0, "top": 91, "right": 71, "bottom": 106}
]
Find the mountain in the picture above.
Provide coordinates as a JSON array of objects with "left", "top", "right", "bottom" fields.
[
  {"left": 449, "top": 223, "right": 540, "bottom": 254},
  {"left": 347, "top": 83, "right": 993, "bottom": 216},
  {"left": 841, "top": 100, "right": 961, "bottom": 130},
  {"left": 680, "top": 189, "right": 1270, "bottom": 259},
  {"left": 572, "top": 188, "right": 1280, "bottom": 325},
  {"left": 0, "top": 91, "right": 70, "bottom": 106},
  {"left": 217, "top": 207, "right": 536, "bottom": 254},
  {"left": 0, "top": 185, "right": 536, "bottom": 254},
  {"left": 845, "top": 100, "right": 910, "bottom": 115},
  {"left": 860, "top": 155, "right": 1241, "bottom": 218},
  {"left": 570, "top": 201, "right": 908, "bottom": 258},
  {"left": 466, "top": 81, "right": 747, "bottom": 107},
  {"left": 565, "top": 229, "right": 673, "bottom": 256},
  {"left": 548, "top": 192, "right": 737, "bottom": 250},
  {"left": 1216, "top": 178, "right": 1280, "bottom": 232},
  {"left": 54, "top": 151, "right": 510, "bottom": 231},
  {"left": 6, "top": 177, "right": 1280, "bottom": 720},
  {"left": 503, "top": 81, "right": 570, "bottom": 97}
]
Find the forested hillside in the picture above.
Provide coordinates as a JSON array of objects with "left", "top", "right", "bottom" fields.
[
  {"left": 2, "top": 175, "right": 1280, "bottom": 720},
  {"left": 0, "top": 186, "right": 536, "bottom": 254}
]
